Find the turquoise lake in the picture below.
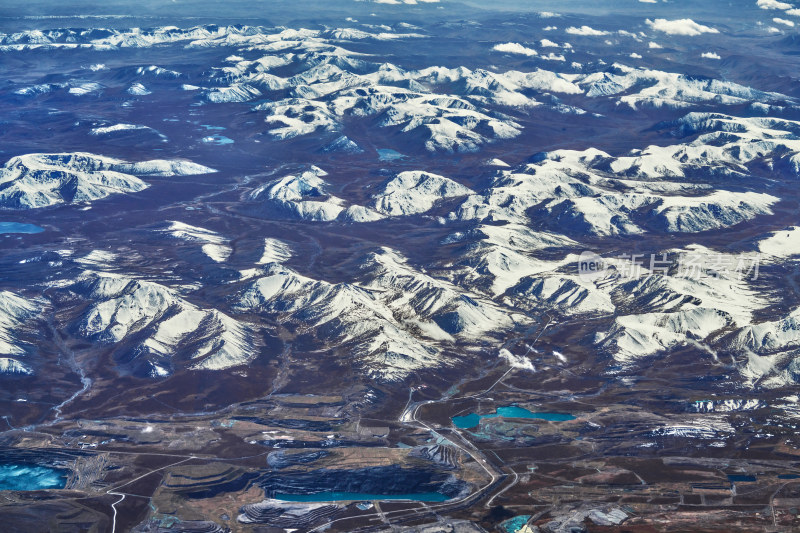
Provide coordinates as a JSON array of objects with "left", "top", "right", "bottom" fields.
[
  {"left": 500, "top": 514, "right": 532, "bottom": 533},
  {"left": 452, "top": 406, "right": 576, "bottom": 429},
  {"left": 0, "top": 222, "right": 44, "bottom": 235},
  {"left": 0, "top": 464, "right": 67, "bottom": 491},
  {"left": 274, "top": 491, "right": 449, "bottom": 502}
]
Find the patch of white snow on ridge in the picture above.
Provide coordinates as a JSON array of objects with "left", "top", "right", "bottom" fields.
[
  {"left": 0, "top": 291, "right": 41, "bottom": 375},
  {"left": 757, "top": 227, "right": 800, "bottom": 258},
  {"left": 89, "top": 123, "right": 154, "bottom": 135},
  {"left": 258, "top": 238, "right": 293, "bottom": 264},
  {"left": 161, "top": 221, "right": 232, "bottom": 262},
  {"left": 372, "top": 171, "right": 473, "bottom": 216},
  {"left": 0, "top": 152, "right": 215, "bottom": 209},
  {"left": 77, "top": 273, "right": 256, "bottom": 374}
]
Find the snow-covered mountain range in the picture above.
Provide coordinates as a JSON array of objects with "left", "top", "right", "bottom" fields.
[
  {"left": 74, "top": 272, "right": 257, "bottom": 377},
  {"left": 0, "top": 153, "right": 215, "bottom": 209},
  {"left": 1, "top": 17, "right": 799, "bottom": 389}
]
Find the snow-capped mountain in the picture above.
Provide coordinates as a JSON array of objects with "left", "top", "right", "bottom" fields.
[
  {"left": 732, "top": 307, "right": 800, "bottom": 355},
  {"left": 372, "top": 171, "right": 473, "bottom": 216},
  {"left": 509, "top": 274, "right": 616, "bottom": 316},
  {"left": 258, "top": 238, "right": 293, "bottom": 265},
  {"left": 597, "top": 307, "right": 734, "bottom": 363},
  {"left": 757, "top": 227, "right": 800, "bottom": 258},
  {"left": 75, "top": 273, "right": 257, "bottom": 376},
  {"left": 4, "top": 8, "right": 800, "bottom": 531},
  {"left": 357, "top": 247, "right": 514, "bottom": 338},
  {"left": 448, "top": 116, "right": 792, "bottom": 236},
  {"left": 0, "top": 153, "right": 216, "bottom": 209},
  {"left": 238, "top": 262, "right": 441, "bottom": 380},
  {"left": 731, "top": 308, "right": 800, "bottom": 388},
  {"left": 576, "top": 63, "right": 795, "bottom": 110},
  {"left": 248, "top": 166, "right": 352, "bottom": 221},
  {"left": 0, "top": 291, "right": 40, "bottom": 375}
]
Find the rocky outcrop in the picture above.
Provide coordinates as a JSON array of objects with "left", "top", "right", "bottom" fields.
[{"left": 238, "top": 499, "right": 342, "bottom": 526}]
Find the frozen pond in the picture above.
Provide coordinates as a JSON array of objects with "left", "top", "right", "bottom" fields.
[
  {"left": 0, "top": 464, "right": 66, "bottom": 491},
  {"left": 0, "top": 222, "right": 44, "bottom": 234}
]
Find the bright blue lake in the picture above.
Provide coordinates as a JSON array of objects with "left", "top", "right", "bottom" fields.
[
  {"left": 452, "top": 406, "right": 576, "bottom": 429},
  {"left": 0, "top": 464, "right": 67, "bottom": 491},
  {"left": 274, "top": 491, "right": 449, "bottom": 502},
  {"left": 0, "top": 222, "right": 44, "bottom": 235}
]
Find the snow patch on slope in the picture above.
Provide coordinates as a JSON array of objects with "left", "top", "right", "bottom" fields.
[
  {"left": 0, "top": 291, "right": 40, "bottom": 375},
  {"left": 0, "top": 153, "right": 215, "bottom": 209},
  {"left": 160, "top": 221, "right": 232, "bottom": 262},
  {"left": 77, "top": 273, "right": 256, "bottom": 375},
  {"left": 372, "top": 171, "right": 473, "bottom": 216},
  {"left": 258, "top": 238, "right": 293, "bottom": 264}
]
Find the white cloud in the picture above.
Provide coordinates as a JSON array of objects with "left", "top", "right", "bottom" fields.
[
  {"left": 646, "top": 18, "right": 720, "bottom": 36},
  {"left": 768, "top": 26, "right": 783, "bottom": 32},
  {"left": 499, "top": 349, "right": 535, "bottom": 371},
  {"left": 542, "top": 52, "right": 566, "bottom": 61},
  {"left": 788, "top": 8, "right": 800, "bottom": 15},
  {"left": 539, "top": 11, "right": 561, "bottom": 18},
  {"left": 492, "top": 42, "right": 538, "bottom": 56},
  {"left": 630, "top": 52, "right": 643, "bottom": 58},
  {"left": 566, "top": 25, "right": 610, "bottom": 36},
  {"left": 649, "top": 41, "right": 663, "bottom": 48},
  {"left": 757, "top": 0, "right": 793, "bottom": 9},
  {"left": 701, "top": 51, "right": 721, "bottom": 59},
  {"left": 773, "top": 16, "right": 796, "bottom": 25},
  {"left": 540, "top": 38, "right": 559, "bottom": 47},
  {"left": 544, "top": 25, "right": 557, "bottom": 31},
  {"left": 639, "top": 0, "right": 658, "bottom": 3}
]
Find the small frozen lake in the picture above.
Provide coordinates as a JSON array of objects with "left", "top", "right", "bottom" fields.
[
  {"left": 0, "top": 222, "right": 44, "bottom": 235},
  {"left": 0, "top": 464, "right": 66, "bottom": 491}
]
